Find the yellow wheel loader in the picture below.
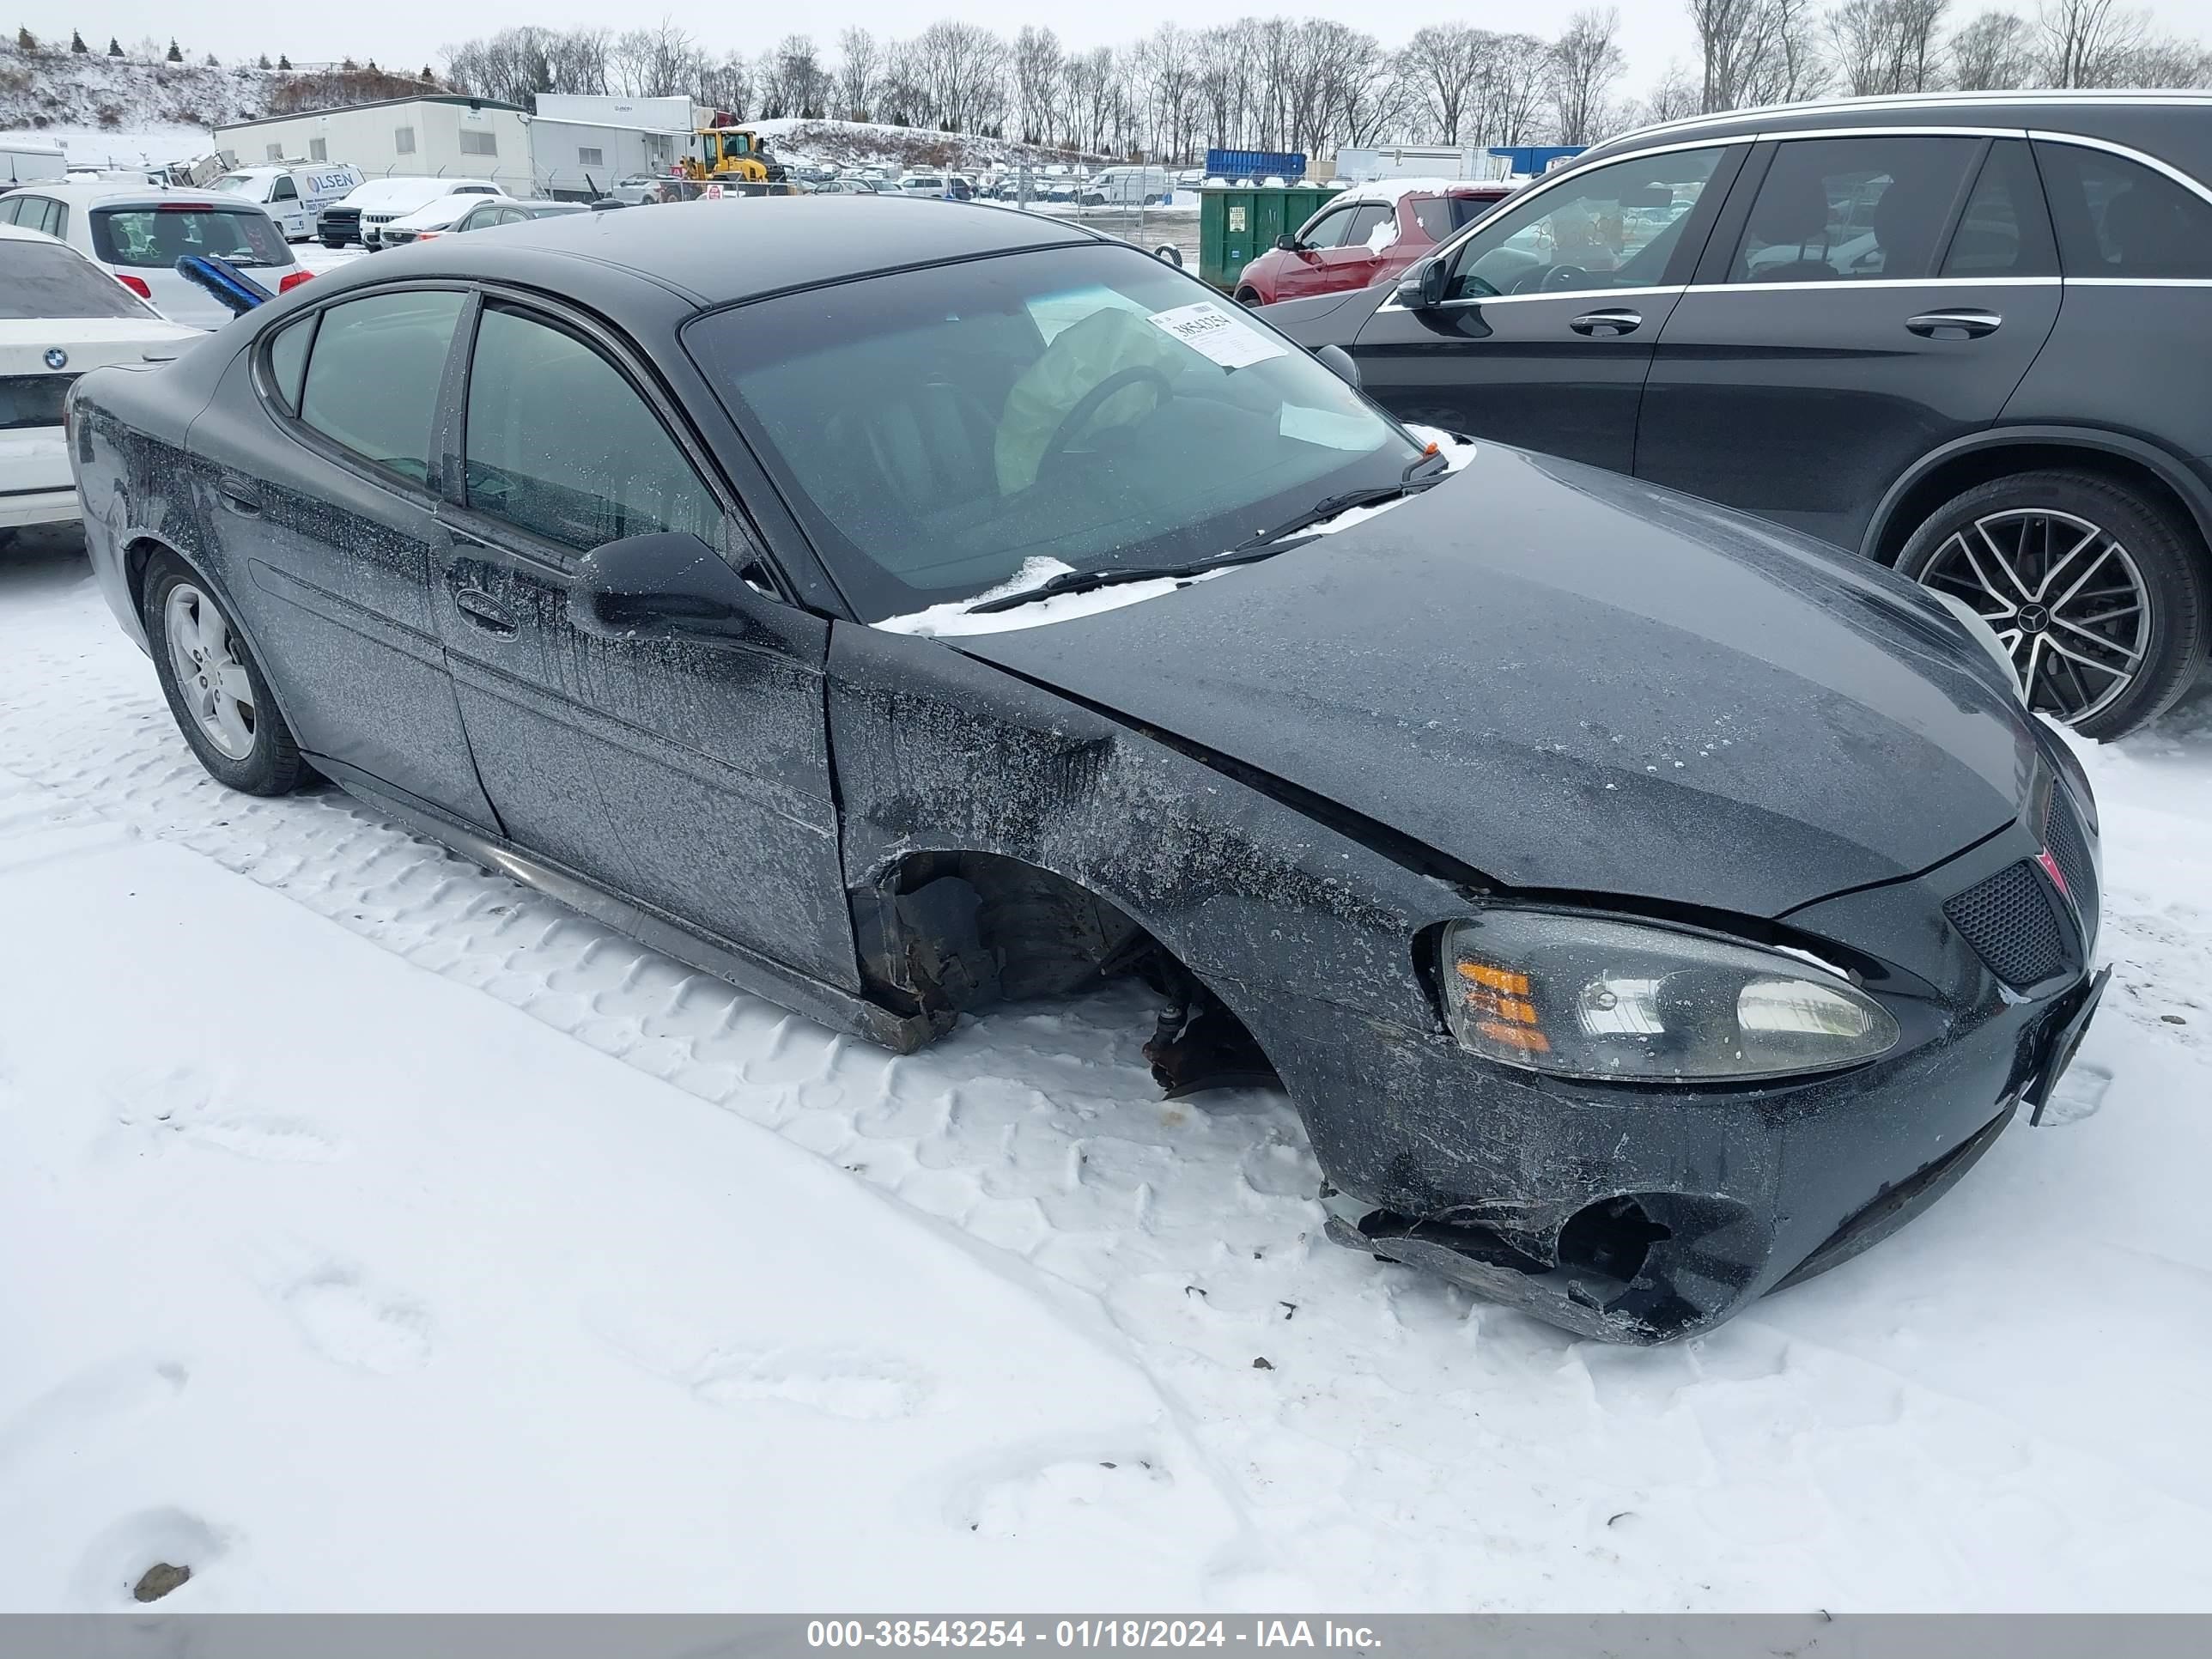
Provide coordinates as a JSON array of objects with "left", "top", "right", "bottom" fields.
[{"left": 681, "top": 126, "right": 787, "bottom": 185}]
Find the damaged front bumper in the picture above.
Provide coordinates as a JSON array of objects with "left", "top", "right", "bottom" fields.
[
  {"left": 1304, "top": 968, "right": 2087, "bottom": 1343},
  {"left": 1282, "top": 775, "right": 2104, "bottom": 1345}
]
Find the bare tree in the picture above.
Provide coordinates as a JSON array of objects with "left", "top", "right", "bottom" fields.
[
  {"left": 836, "top": 27, "right": 879, "bottom": 121},
  {"left": 1136, "top": 25, "right": 1200, "bottom": 161},
  {"left": 2039, "top": 0, "right": 2140, "bottom": 87},
  {"left": 1685, "top": 0, "right": 1769, "bottom": 110},
  {"left": 1829, "top": 0, "right": 1952, "bottom": 94},
  {"left": 913, "top": 20, "right": 1008, "bottom": 135},
  {"left": 1487, "top": 33, "right": 1556, "bottom": 143},
  {"left": 1012, "top": 27, "right": 1063, "bottom": 144},
  {"left": 1399, "top": 23, "right": 1487, "bottom": 143},
  {"left": 755, "top": 35, "right": 830, "bottom": 118},
  {"left": 1552, "top": 9, "right": 1626, "bottom": 144},
  {"left": 698, "top": 52, "right": 751, "bottom": 118},
  {"left": 1949, "top": 9, "right": 2040, "bottom": 86}
]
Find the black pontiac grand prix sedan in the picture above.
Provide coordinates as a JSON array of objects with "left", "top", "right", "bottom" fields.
[{"left": 66, "top": 197, "right": 2105, "bottom": 1342}]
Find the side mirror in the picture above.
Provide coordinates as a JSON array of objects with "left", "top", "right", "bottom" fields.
[
  {"left": 1396, "top": 258, "right": 1449, "bottom": 310},
  {"left": 1315, "top": 343, "right": 1360, "bottom": 388},
  {"left": 1273, "top": 233, "right": 1301, "bottom": 253},
  {"left": 569, "top": 531, "right": 777, "bottom": 642}
]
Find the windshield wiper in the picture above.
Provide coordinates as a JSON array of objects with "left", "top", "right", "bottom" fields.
[
  {"left": 966, "top": 461, "right": 1454, "bottom": 617},
  {"left": 964, "top": 546, "right": 1287, "bottom": 615},
  {"left": 1229, "top": 471, "right": 1445, "bottom": 555}
]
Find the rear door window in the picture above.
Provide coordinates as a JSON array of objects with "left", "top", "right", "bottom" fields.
[
  {"left": 1412, "top": 196, "right": 1491, "bottom": 240},
  {"left": 296, "top": 289, "right": 466, "bottom": 486},
  {"left": 1727, "top": 136, "right": 1981, "bottom": 283},
  {"left": 92, "top": 206, "right": 289, "bottom": 269},
  {"left": 462, "top": 304, "right": 720, "bottom": 551},
  {"left": 13, "top": 196, "right": 63, "bottom": 238},
  {"left": 2036, "top": 142, "right": 2212, "bottom": 277}
]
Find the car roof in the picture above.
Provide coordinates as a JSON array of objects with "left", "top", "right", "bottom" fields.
[
  {"left": 1583, "top": 88, "right": 2212, "bottom": 161},
  {"left": 358, "top": 195, "right": 1097, "bottom": 307},
  {"left": 9, "top": 182, "right": 265, "bottom": 209}
]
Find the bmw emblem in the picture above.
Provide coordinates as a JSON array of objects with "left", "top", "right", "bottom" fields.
[{"left": 44, "top": 348, "right": 68, "bottom": 370}]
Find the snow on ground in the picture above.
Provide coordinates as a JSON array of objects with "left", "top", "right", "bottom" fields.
[{"left": 3, "top": 528, "right": 2212, "bottom": 1611}]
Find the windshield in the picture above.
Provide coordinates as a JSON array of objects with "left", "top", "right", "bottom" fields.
[
  {"left": 0, "top": 240, "right": 153, "bottom": 318},
  {"left": 210, "top": 173, "right": 262, "bottom": 197},
  {"left": 91, "top": 206, "right": 290, "bottom": 270},
  {"left": 684, "top": 243, "right": 1418, "bottom": 623}
]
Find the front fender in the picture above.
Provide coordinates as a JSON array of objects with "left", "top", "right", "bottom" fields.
[{"left": 823, "top": 620, "right": 1476, "bottom": 1040}]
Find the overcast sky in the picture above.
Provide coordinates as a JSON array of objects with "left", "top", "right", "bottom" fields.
[{"left": 24, "top": 2, "right": 2212, "bottom": 102}]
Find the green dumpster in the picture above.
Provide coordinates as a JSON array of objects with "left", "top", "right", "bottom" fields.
[{"left": 1199, "top": 183, "right": 1334, "bottom": 295}]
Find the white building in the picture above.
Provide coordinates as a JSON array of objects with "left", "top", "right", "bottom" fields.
[
  {"left": 533, "top": 94, "right": 709, "bottom": 133},
  {"left": 214, "top": 96, "right": 535, "bottom": 198},
  {"left": 526, "top": 118, "right": 685, "bottom": 198}
]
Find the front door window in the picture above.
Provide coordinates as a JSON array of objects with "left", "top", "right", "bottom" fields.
[{"left": 1443, "top": 148, "right": 1727, "bottom": 301}]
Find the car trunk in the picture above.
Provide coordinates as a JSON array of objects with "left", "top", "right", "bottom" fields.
[{"left": 0, "top": 319, "right": 195, "bottom": 495}]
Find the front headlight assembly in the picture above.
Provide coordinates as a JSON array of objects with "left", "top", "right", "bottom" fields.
[{"left": 1440, "top": 912, "right": 1900, "bottom": 1082}]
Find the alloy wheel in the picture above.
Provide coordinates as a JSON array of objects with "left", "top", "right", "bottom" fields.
[
  {"left": 164, "top": 584, "right": 258, "bottom": 761},
  {"left": 1916, "top": 507, "right": 2152, "bottom": 726}
]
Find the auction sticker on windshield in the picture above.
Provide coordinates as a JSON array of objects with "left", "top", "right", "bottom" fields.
[{"left": 1147, "top": 301, "right": 1287, "bottom": 369}]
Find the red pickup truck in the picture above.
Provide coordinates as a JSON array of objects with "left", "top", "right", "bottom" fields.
[{"left": 1233, "top": 179, "right": 1516, "bottom": 307}]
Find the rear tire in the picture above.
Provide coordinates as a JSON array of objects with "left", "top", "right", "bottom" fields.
[
  {"left": 1895, "top": 469, "right": 2208, "bottom": 739},
  {"left": 142, "top": 552, "right": 307, "bottom": 796},
  {"left": 1234, "top": 286, "right": 1263, "bottom": 307}
]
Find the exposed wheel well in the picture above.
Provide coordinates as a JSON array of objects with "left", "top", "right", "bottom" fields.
[
  {"left": 1871, "top": 442, "right": 2211, "bottom": 570},
  {"left": 1233, "top": 286, "right": 1264, "bottom": 306},
  {"left": 854, "top": 851, "right": 1278, "bottom": 1095}
]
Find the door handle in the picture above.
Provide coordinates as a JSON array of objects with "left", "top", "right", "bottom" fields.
[
  {"left": 1569, "top": 308, "right": 1644, "bottom": 336},
  {"left": 452, "top": 587, "right": 518, "bottom": 636},
  {"left": 1905, "top": 308, "right": 2002, "bottom": 339},
  {"left": 217, "top": 482, "right": 263, "bottom": 517}
]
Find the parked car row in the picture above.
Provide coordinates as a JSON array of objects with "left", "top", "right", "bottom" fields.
[{"left": 59, "top": 164, "right": 2112, "bottom": 1342}]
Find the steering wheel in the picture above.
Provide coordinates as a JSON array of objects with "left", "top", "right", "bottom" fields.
[
  {"left": 1540, "top": 264, "right": 1593, "bottom": 293},
  {"left": 1038, "top": 366, "right": 1175, "bottom": 473}
]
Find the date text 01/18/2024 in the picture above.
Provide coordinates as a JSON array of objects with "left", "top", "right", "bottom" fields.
[{"left": 806, "top": 1620, "right": 1383, "bottom": 1650}]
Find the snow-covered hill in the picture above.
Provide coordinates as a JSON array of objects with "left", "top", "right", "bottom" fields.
[
  {"left": 750, "top": 116, "right": 1106, "bottom": 174},
  {"left": 0, "top": 43, "right": 273, "bottom": 142}
]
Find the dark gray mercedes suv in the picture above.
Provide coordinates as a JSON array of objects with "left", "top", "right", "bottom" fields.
[{"left": 1265, "top": 92, "right": 2212, "bottom": 738}]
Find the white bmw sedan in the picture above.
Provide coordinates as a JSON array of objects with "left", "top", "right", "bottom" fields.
[{"left": 0, "top": 222, "right": 198, "bottom": 536}]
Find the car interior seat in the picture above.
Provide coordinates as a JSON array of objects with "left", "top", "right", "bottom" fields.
[
  {"left": 1741, "top": 167, "right": 1838, "bottom": 281},
  {"left": 2102, "top": 183, "right": 2199, "bottom": 272}
]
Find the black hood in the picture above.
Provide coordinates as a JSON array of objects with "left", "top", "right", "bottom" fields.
[{"left": 956, "top": 447, "right": 2039, "bottom": 919}]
